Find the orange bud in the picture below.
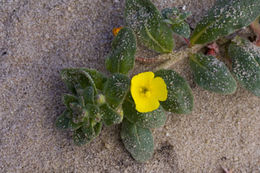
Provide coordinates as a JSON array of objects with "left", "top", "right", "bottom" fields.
[{"left": 112, "top": 27, "right": 123, "bottom": 36}]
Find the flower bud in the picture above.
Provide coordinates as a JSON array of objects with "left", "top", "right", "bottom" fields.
[{"left": 95, "top": 94, "right": 106, "bottom": 106}]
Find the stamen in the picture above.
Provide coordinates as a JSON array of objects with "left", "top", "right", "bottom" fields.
[{"left": 139, "top": 87, "right": 151, "bottom": 97}]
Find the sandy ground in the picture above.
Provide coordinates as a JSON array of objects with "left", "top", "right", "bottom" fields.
[{"left": 0, "top": 0, "right": 260, "bottom": 172}]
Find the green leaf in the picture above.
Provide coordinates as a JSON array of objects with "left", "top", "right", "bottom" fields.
[
  {"left": 190, "top": 0, "right": 260, "bottom": 45},
  {"left": 125, "top": 0, "right": 174, "bottom": 53},
  {"left": 100, "top": 104, "right": 123, "bottom": 126},
  {"left": 81, "top": 124, "right": 95, "bottom": 139},
  {"left": 103, "top": 74, "right": 130, "bottom": 108},
  {"left": 228, "top": 38, "right": 260, "bottom": 97},
  {"left": 155, "top": 69, "right": 193, "bottom": 114},
  {"left": 121, "top": 119, "right": 154, "bottom": 162},
  {"left": 61, "top": 68, "right": 107, "bottom": 92},
  {"left": 63, "top": 94, "right": 78, "bottom": 110},
  {"left": 161, "top": 8, "right": 179, "bottom": 19},
  {"left": 171, "top": 21, "right": 190, "bottom": 38},
  {"left": 161, "top": 8, "right": 191, "bottom": 38},
  {"left": 81, "top": 86, "right": 95, "bottom": 105},
  {"left": 93, "top": 122, "right": 102, "bottom": 137},
  {"left": 86, "top": 104, "right": 101, "bottom": 122},
  {"left": 68, "top": 102, "right": 83, "bottom": 117},
  {"left": 106, "top": 27, "right": 136, "bottom": 74},
  {"left": 189, "top": 53, "right": 237, "bottom": 94},
  {"left": 122, "top": 99, "right": 166, "bottom": 129},
  {"left": 56, "top": 111, "right": 70, "bottom": 129},
  {"left": 68, "top": 120, "right": 83, "bottom": 130},
  {"left": 73, "top": 128, "right": 88, "bottom": 146},
  {"left": 162, "top": 8, "right": 191, "bottom": 21}
]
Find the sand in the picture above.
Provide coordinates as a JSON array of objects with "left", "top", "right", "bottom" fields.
[{"left": 0, "top": 0, "right": 260, "bottom": 172}]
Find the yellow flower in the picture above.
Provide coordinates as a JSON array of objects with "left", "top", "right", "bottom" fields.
[
  {"left": 131, "top": 71, "right": 168, "bottom": 113},
  {"left": 112, "top": 26, "right": 123, "bottom": 36}
]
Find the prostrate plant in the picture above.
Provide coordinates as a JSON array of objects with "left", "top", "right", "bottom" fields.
[{"left": 56, "top": 0, "right": 260, "bottom": 162}]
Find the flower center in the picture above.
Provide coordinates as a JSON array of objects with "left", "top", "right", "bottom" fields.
[{"left": 139, "top": 87, "right": 151, "bottom": 97}]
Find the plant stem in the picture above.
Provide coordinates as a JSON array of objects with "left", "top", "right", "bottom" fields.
[{"left": 153, "top": 44, "right": 204, "bottom": 70}]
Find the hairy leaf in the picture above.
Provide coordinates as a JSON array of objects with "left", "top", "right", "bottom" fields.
[
  {"left": 86, "top": 104, "right": 101, "bottom": 121},
  {"left": 73, "top": 128, "right": 88, "bottom": 146},
  {"left": 161, "top": 7, "right": 191, "bottom": 38},
  {"left": 100, "top": 104, "right": 123, "bottom": 126},
  {"left": 171, "top": 22, "right": 190, "bottom": 38},
  {"left": 104, "top": 74, "right": 130, "bottom": 108},
  {"left": 190, "top": 53, "right": 237, "bottom": 94},
  {"left": 125, "top": 0, "right": 174, "bottom": 53},
  {"left": 68, "top": 120, "right": 83, "bottom": 130},
  {"left": 190, "top": 0, "right": 260, "bottom": 45},
  {"left": 61, "top": 68, "right": 107, "bottom": 92},
  {"left": 93, "top": 122, "right": 102, "bottom": 137},
  {"left": 121, "top": 119, "right": 154, "bottom": 162},
  {"left": 155, "top": 69, "right": 193, "bottom": 114},
  {"left": 106, "top": 27, "right": 136, "bottom": 74},
  {"left": 63, "top": 94, "right": 78, "bottom": 111},
  {"left": 56, "top": 111, "right": 71, "bottom": 129},
  {"left": 123, "top": 98, "right": 166, "bottom": 129},
  {"left": 82, "top": 86, "right": 95, "bottom": 105},
  {"left": 228, "top": 37, "right": 260, "bottom": 97}
]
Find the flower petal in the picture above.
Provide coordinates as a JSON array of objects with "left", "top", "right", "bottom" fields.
[
  {"left": 135, "top": 97, "right": 160, "bottom": 113},
  {"left": 151, "top": 77, "right": 167, "bottom": 101},
  {"left": 131, "top": 71, "right": 154, "bottom": 105},
  {"left": 131, "top": 71, "right": 165, "bottom": 113},
  {"left": 131, "top": 71, "right": 154, "bottom": 87}
]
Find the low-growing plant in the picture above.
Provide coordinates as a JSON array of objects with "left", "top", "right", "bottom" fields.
[{"left": 56, "top": 0, "right": 260, "bottom": 162}]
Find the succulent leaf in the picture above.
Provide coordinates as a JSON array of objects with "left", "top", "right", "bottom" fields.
[
  {"left": 125, "top": 0, "right": 174, "bottom": 53},
  {"left": 190, "top": 0, "right": 260, "bottom": 45},
  {"left": 106, "top": 27, "right": 136, "bottom": 74},
  {"left": 69, "top": 102, "right": 83, "bottom": 118},
  {"left": 56, "top": 111, "right": 71, "bottom": 129},
  {"left": 171, "top": 21, "right": 190, "bottom": 38},
  {"left": 189, "top": 53, "right": 237, "bottom": 94},
  {"left": 228, "top": 37, "right": 260, "bottom": 97},
  {"left": 161, "top": 8, "right": 179, "bottom": 19},
  {"left": 81, "top": 124, "right": 95, "bottom": 139},
  {"left": 100, "top": 104, "right": 123, "bottom": 126},
  {"left": 82, "top": 86, "right": 95, "bottom": 105},
  {"left": 122, "top": 98, "right": 167, "bottom": 129},
  {"left": 68, "top": 120, "right": 83, "bottom": 130},
  {"left": 86, "top": 104, "right": 101, "bottom": 121},
  {"left": 63, "top": 94, "right": 78, "bottom": 111},
  {"left": 104, "top": 74, "right": 130, "bottom": 108},
  {"left": 161, "top": 8, "right": 191, "bottom": 38},
  {"left": 79, "top": 70, "right": 98, "bottom": 93},
  {"left": 155, "top": 69, "right": 193, "bottom": 114},
  {"left": 73, "top": 128, "right": 89, "bottom": 146},
  {"left": 61, "top": 68, "right": 107, "bottom": 92},
  {"left": 93, "top": 122, "right": 102, "bottom": 137},
  {"left": 120, "top": 119, "right": 154, "bottom": 162}
]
